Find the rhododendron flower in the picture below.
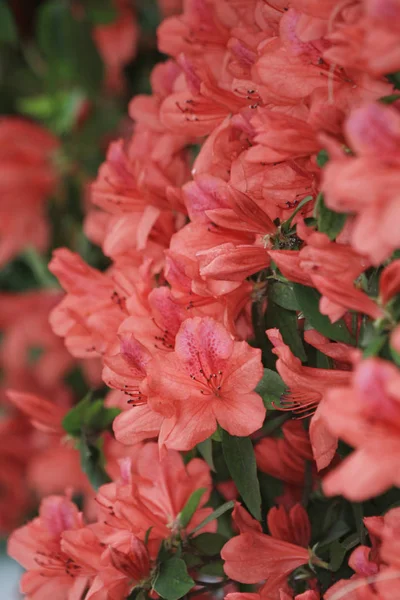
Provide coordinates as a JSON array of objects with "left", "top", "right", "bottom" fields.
[
  {"left": 66, "top": 531, "right": 151, "bottom": 600},
  {"left": 222, "top": 504, "right": 312, "bottom": 594},
  {"left": 324, "top": 509, "right": 400, "bottom": 599},
  {"left": 0, "top": 290, "right": 79, "bottom": 400},
  {"left": 321, "top": 358, "right": 400, "bottom": 500},
  {"left": 267, "top": 504, "right": 311, "bottom": 549},
  {"left": 0, "top": 117, "right": 58, "bottom": 265},
  {"left": 93, "top": 0, "right": 138, "bottom": 93},
  {"left": 269, "top": 220, "right": 377, "bottom": 323},
  {"left": 266, "top": 328, "right": 352, "bottom": 470},
  {"left": 8, "top": 495, "right": 100, "bottom": 600},
  {"left": 322, "top": 103, "right": 400, "bottom": 264},
  {"left": 255, "top": 420, "right": 314, "bottom": 487},
  {"left": 95, "top": 443, "right": 216, "bottom": 558},
  {"left": 134, "top": 316, "right": 265, "bottom": 450},
  {"left": 0, "top": 412, "right": 32, "bottom": 534},
  {"left": 8, "top": 0, "right": 400, "bottom": 597},
  {"left": 366, "top": 508, "right": 400, "bottom": 570}
]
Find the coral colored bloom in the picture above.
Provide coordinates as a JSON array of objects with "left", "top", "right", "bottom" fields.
[
  {"left": 93, "top": 0, "right": 138, "bottom": 93},
  {"left": 0, "top": 413, "right": 32, "bottom": 534},
  {"left": 95, "top": 443, "right": 216, "bottom": 555},
  {"left": 144, "top": 316, "right": 265, "bottom": 450},
  {"left": 321, "top": 358, "right": 400, "bottom": 501},
  {"left": 322, "top": 103, "right": 400, "bottom": 264},
  {"left": 267, "top": 504, "right": 311, "bottom": 548},
  {"left": 255, "top": 421, "right": 313, "bottom": 486},
  {"left": 222, "top": 524, "right": 310, "bottom": 591},
  {"left": 115, "top": 317, "right": 265, "bottom": 451},
  {"left": 227, "top": 589, "right": 319, "bottom": 600},
  {"left": 0, "top": 289, "right": 76, "bottom": 400},
  {"left": 0, "top": 117, "right": 58, "bottom": 264},
  {"left": 266, "top": 328, "right": 352, "bottom": 469},
  {"left": 269, "top": 220, "right": 376, "bottom": 323},
  {"left": 8, "top": 495, "right": 100, "bottom": 600},
  {"left": 224, "top": 504, "right": 313, "bottom": 597},
  {"left": 367, "top": 507, "right": 400, "bottom": 570},
  {"left": 6, "top": 390, "right": 66, "bottom": 434}
]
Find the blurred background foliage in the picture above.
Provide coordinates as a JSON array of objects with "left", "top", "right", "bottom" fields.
[
  {"left": 0, "top": 0, "right": 163, "bottom": 289},
  {"left": 0, "top": 1, "right": 166, "bottom": 560}
]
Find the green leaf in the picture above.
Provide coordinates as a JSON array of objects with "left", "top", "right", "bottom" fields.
[
  {"left": 137, "top": 0, "right": 161, "bottom": 33},
  {"left": 62, "top": 393, "right": 120, "bottom": 437},
  {"left": 363, "top": 334, "right": 387, "bottom": 358},
  {"left": 268, "top": 281, "right": 299, "bottom": 311},
  {"left": 144, "top": 527, "right": 153, "bottom": 548},
  {"left": 85, "top": 0, "right": 118, "bottom": 24},
  {"left": 179, "top": 488, "right": 207, "bottom": 528},
  {"left": 281, "top": 196, "right": 313, "bottom": 232},
  {"left": 211, "top": 428, "right": 221, "bottom": 442},
  {"left": 191, "top": 532, "right": 227, "bottom": 556},
  {"left": 379, "top": 93, "right": 400, "bottom": 105},
  {"left": 199, "top": 560, "right": 225, "bottom": 577},
  {"left": 189, "top": 500, "right": 235, "bottom": 536},
  {"left": 21, "top": 247, "right": 59, "bottom": 289},
  {"left": 62, "top": 393, "right": 92, "bottom": 437},
  {"left": 352, "top": 502, "right": 366, "bottom": 545},
  {"left": 153, "top": 558, "right": 195, "bottom": 600},
  {"left": 390, "top": 344, "right": 400, "bottom": 367},
  {"left": 221, "top": 430, "right": 261, "bottom": 521},
  {"left": 315, "top": 349, "right": 333, "bottom": 369},
  {"left": 79, "top": 434, "right": 110, "bottom": 490},
  {"left": 315, "top": 193, "right": 346, "bottom": 240},
  {"left": 183, "top": 554, "right": 203, "bottom": 568},
  {"left": 93, "top": 405, "right": 121, "bottom": 431},
  {"left": 18, "top": 90, "right": 85, "bottom": 135},
  {"left": 197, "top": 438, "right": 215, "bottom": 471},
  {"left": 316, "top": 149, "right": 329, "bottom": 168},
  {"left": 36, "top": 0, "right": 103, "bottom": 95},
  {"left": 255, "top": 368, "right": 286, "bottom": 409},
  {"left": 387, "top": 72, "right": 400, "bottom": 90},
  {"left": 0, "top": 1, "right": 17, "bottom": 45},
  {"left": 329, "top": 540, "right": 347, "bottom": 572},
  {"left": 293, "top": 284, "right": 355, "bottom": 345},
  {"left": 266, "top": 300, "right": 307, "bottom": 361}
]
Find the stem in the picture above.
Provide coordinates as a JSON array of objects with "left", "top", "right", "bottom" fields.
[
  {"left": 21, "top": 247, "right": 59, "bottom": 289},
  {"left": 352, "top": 502, "right": 366, "bottom": 545},
  {"left": 252, "top": 413, "right": 292, "bottom": 440},
  {"left": 302, "top": 460, "right": 313, "bottom": 508}
]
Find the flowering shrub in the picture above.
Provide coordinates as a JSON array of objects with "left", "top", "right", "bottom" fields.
[{"left": 1, "top": 0, "right": 400, "bottom": 599}]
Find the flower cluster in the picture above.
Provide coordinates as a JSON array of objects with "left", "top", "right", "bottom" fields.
[{"left": 4, "top": 0, "right": 400, "bottom": 599}]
